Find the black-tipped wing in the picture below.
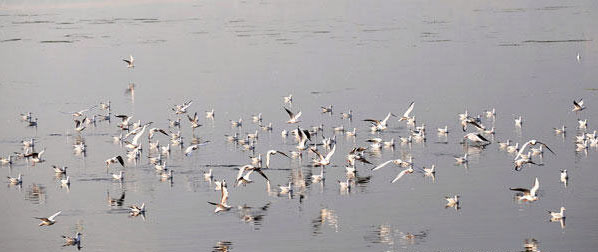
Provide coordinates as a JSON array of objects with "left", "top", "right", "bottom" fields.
[
  {"left": 509, "top": 187, "right": 530, "bottom": 193},
  {"left": 116, "top": 156, "right": 125, "bottom": 167}
]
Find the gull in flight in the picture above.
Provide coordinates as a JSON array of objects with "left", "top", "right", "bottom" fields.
[
  {"left": 510, "top": 177, "right": 539, "bottom": 202},
  {"left": 105, "top": 155, "right": 125, "bottom": 168},
  {"left": 321, "top": 105, "right": 333, "bottom": 113},
  {"left": 61, "top": 232, "right": 82, "bottom": 247},
  {"left": 364, "top": 112, "right": 395, "bottom": 132},
  {"left": 61, "top": 176, "right": 71, "bottom": 187},
  {"left": 265, "top": 150, "right": 290, "bottom": 168},
  {"left": 463, "top": 133, "right": 491, "bottom": 145},
  {"left": 514, "top": 140, "right": 555, "bottom": 160},
  {"left": 283, "top": 94, "right": 293, "bottom": 104},
  {"left": 311, "top": 145, "right": 336, "bottom": 166},
  {"left": 173, "top": 100, "right": 193, "bottom": 114},
  {"left": 391, "top": 167, "right": 414, "bottom": 183},
  {"left": 24, "top": 148, "right": 45, "bottom": 164},
  {"left": 284, "top": 107, "right": 302, "bottom": 124},
  {"left": 398, "top": 101, "right": 415, "bottom": 122},
  {"left": 515, "top": 116, "right": 523, "bottom": 128},
  {"left": 296, "top": 127, "right": 312, "bottom": 150},
  {"left": 148, "top": 128, "right": 169, "bottom": 140},
  {"left": 235, "top": 165, "right": 269, "bottom": 186},
  {"left": 184, "top": 142, "right": 210, "bottom": 156},
  {"left": 572, "top": 99, "right": 585, "bottom": 112},
  {"left": 35, "top": 211, "right": 61, "bottom": 226},
  {"left": 205, "top": 109, "right": 215, "bottom": 119},
  {"left": 445, "top": 195, "right": 460, "bottom": 208},
  {"left": 123, "top": 54, "right": 134, "bottom": 68},
  {"left": 187, "top": 112, "right": 202, "bottom": 129},
  {"left": 208, "top": 180, "right": 231, "bottom": 213},
  {"left": 560, "top": 170, "right": 568, "bottom": 186},
  {"left": 372, "top": 158, "right": 412, "bottom": 171},
  {"left": 129, "top": 203, "right": 146, "bottom": 216}
]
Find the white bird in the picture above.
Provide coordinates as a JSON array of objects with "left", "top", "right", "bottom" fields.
[
  {"left": 154, "top": 162, "right": 167, "bottom": 171},
  {"left": 0, "top": 155, "right": 14, "bottom": 165},
  {"left": 22, "top": 138, "right": 35, "bottom": 148},
  {"left": 105, "top": 155, "right": 125, "bottom": 168},
  {"left": 510, "top": 177, "right": 540, "bottom": 202},
  {"left": 578, "top": 119, "right": 587, "bottom": 129},
  {"left": 35, "top": 211, "right": 61, "bottom": 226},
  {"left": 7, "top": 174, "right": 22, "bottom": 184},
  {"left": 24, "top": 148, "right": 45, "bottom": 164},
  {"left": 548, "top": 207, "right": 566, "bottom": 219},
  {"left": 61, "top": 232, "right": 82, "bottom": 246},
  {"left": 364, "top": 112, "right": 395, "bottom": 132},
  {"left": 498, "top": 139, "right": 511, "bottom": 149},
  {"left": 123, "top": 54, "right": 134, "bottom": 68},
  {"left": 283, "top": 94, "right": 293, "bottom": 104},
  {"left": 161, "top": 169, "right": 173, "bottom": 180},
  {"left": 577, "top": 53, "right": 581, "bottom": 62},
  {"left": 515, "top": 116, "right": 523, "bottom": 128},
  {"left": 61, "top": 176, "right": 71, "bottom": 186},
  {"left": 203, "top": 169, "right": 213, "bottom": 181},
  {"left": 284, "top": 107, "right": 302, "bottom": 124},
  {"left": 391, "top": 167, "right": 414, "bottom": 183},
  {"left": 235, "top": 165, "right": 269, "bottom": 186},
  {"left": 345, "top": 128, "right": 357, "bottom": 136},
  {"left": 463, "top": 132, "right": 490, "bottom": 144},
  {"left": 187, "top": 112, "right": 202, "bottom": 129},
  {"left": 173, "top": 100, "right": 193, "bottom": 114},
  {"left": 372, "top": 158, "right": 412, "bottom": 171},
  {"left": 279, "top": 181, "right": 293, "bottom": 194},
  {"left": 296, "top": 128, "right": 311, "bottom": 150},
  {"left": 112, "top": 171, "right": 124, "bottom": 180},
  {"left": 20, "top": 112, "right": 32, "bottom": 122},
  {"left": 321, "top": 105, "right": 333, "bottom": 113},
  {"left": 52, "top": 165, "right": 67, "bottom": 174},
  {"left": 206, "top": 109, "right": 215, "bottom": 119},
  {"left": 554, "top": 126, "right": 566, "bottom": 134},
  {"left": 514, "top": 140, "right": 555, "bottom": 160},
  {"left": 230, "top": 118, "right": 243, "bottom": 127},
  {"left": 265, "top": 150, "right": 290, "bottom": 168},
  {"left": 455, "top": 154, "right": 468, "bottom": 164},
  {"left": 311, "top": 145, "right": 336, "bottom": 166},
  {"left": 507, "top": 143, "right": 519, "bottom": 153},
  {"left": 560, "top": 170, "right": 568, "bottom": 184},
  {"left": 208, "top": 180, "right": 231, "bottom": 213},
  {"left": 398, "top": 101, "right": 415, "bottom": 122},
  {"left": 340, "top": 110, "right": 353, "bottom": 120},
  {"left": 338, "top": 179, "right": 351, "bottom": 191},
  {"left": 573, "top": 99, "right": 585, "bottom": 112},
  {"left": 148, "top": 128, "right": 169, "bottom": 140},
  {"left": 129, "top": 203, "right": 145, "bottom": 215},
  {"left": 423, "top": 165, "right": 436, "bottom": 177},
  {"left": 73, "top": 142, "right": 86, "bottom": 153},
  {"left": 125, "top": 125, "right": 147, "bottom": 149},
  {"left": 311, "top": 166, "right": 324, "bottom": 183},
  {"left": 437, "top": 126, "right": 448, "bottom": 134},
  {"left": 184, "top": 144, "right": 201, "bottom": 156},
  {"left": 484, "top": 108, "right": 496, "bottom": 118},
  {"left": 445, "top": 195, "right": 460, "bottom": 207}
]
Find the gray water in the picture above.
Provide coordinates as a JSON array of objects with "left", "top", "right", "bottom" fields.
[{"left": 1, "top": 0, "right": 598, "bottom": 251}]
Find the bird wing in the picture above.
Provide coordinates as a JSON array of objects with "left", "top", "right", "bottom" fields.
[
  {"left": 363, "top": 119, "right": 380, "bottom": 125},
  {"left": 122, "top": 59, "right": 132, "bottom": 64},
  {"left": 284, "top": 107, "right": 294, "bottom": 118},
  {"left": 403, "top": 101, "right": 415, "bottom": 118},
  {"left": 116, "top": 156, "right": 125, "bottom": 167},
  {"left": 310, "top": 148, "right": 325, "bottom": 161},
  {"left": 276, "top": 151, "right": 290, "bottom": 159},
  {"left": 254, "top": 168, "right": 270, "bottom": 181},
  {"left": 391, "top": 169, "right": 409, "bottom": 183},
  {"left": 372, "top": 160, "right": 394, "bottom": 171},
  {"left": 514, "top": 141, "right": 532, "bottom": 160},
  {"left": 538, "top": 142, "right": 556, "bottom": 155},
  {"left": 49, "top": 211, "right": 62, "bottom": 221},
  {"left": 236, "top": 166, "right": 248, "bottom": 181},
  {"left": 530, "top": 178, "right": 539, "bottom": 196},
  {"left": 325, "top": 145, "right": 336, "bottom": 161},
  {"left": 221, "top": 185, "right": 229, "bottom": 205},
  {"left": 509, "top": 187, "right": 530, "bottom": 193},
  {"left": 476, "top": 133, "right": 490, "bottom": 142},
  {"left": 294, "top": 111, "right": 302, "bottom": 120}
]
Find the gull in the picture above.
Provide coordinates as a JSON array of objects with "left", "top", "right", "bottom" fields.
[
  {"left": 100, "top": 100, "right": 111, "bottom": 111},
  {"left": 129, "top": 203, "right": 146, "bottom": 215},
  {"left": 168, "top": 118, "right": 181, "bottom": 128},
  {"left": 105, "top": 155, "right": 125, "bottom": 168},
  {"left": 510, "top": 177, "right": 539, "bottom": 201},
  {"left": 531, "top": 145, "right": 544, "bottom": 156},
  {"left": 340, "top": 110, "right": 352, "bottom": 120},
  {"left": 214, "top": 180, "right": 223, "bottom": 191},
  {"left": 73, "top": 142, "right": 86, "bottom": 153},
  {"left": 155, "top": 161, "right": 167, "bottom": 171},
  {"left": 279, "top": 181, "right": 292, "bottom": 194},
  {"left": 367, "top": 138, "right": 383, "bottom": 149},
  {"left": 346, "top": 147, "right": 372, "bottom": 166},
  {"left": 187, "top": 112, "right": 202, "bottom": 129},
  {"left": 123, "top": 54, "right": 134, "bottom": 68},
  {"left": 284, "top": 107, "right": 302, "bottom": 124},
  {"left": 547, "top": 207, "right": 566, "bottom": 219},
  {"left": 184, "top": 143, "right": 209, "bottom": 156},
  {"left": 61, "top": 176, "right": 71, "bottom": 186},
  {"left": 296, "top": 127, "right": 312, "bottom": 150},
  {"left": 398, "top": 101, "right": 415, "bottom": 122},
  {"left": 515, "top": 116, "right": 523, "bottom": 128},
  {"left": 247, "top": 130, "right": 259, "bottom": 139},
  {"left": 61, "top": 232, "right": 82, "bottom": 247},
  {"left": 460, "top": 118, "right": 485, "bottom": 132},
  {"left": 321, "top": 105, "right": 333, "bottom": 113},
  {"left": 252, "top": 113, "right": 263, "bottom": 123},
  {"left": 208, "top": 180, "right": 231, "bottom": 213},
  {"left": 161, "top": 144, "right": 171, "bottom": 155},
  {"left": 69, "top": 106, "right": 96, "bottom": 117},
  {"left": 391, "top": 167, "right": 414, "bottom": 183},
  {"left": 338, "top": 179, "right": 351, "bottom": 191},
  {"left": 206, "top": 109, "right": 215, "bottom": 119},
  {"left": 20, "top": 112, "right": 32, "bottom": 122},
  {"left": 235, "top": 165, "right": 269, "bottom": 186},
  {"left": 578, "top": 119, "right": 587, "bottom": 129},
  {"left": 515, "top": 140, "right": 555, "bottom": 160},
  {"left": 311, "top": 145, "right": 336, "bottom": 166},
  {"left": 345, "top": 165, "right": 356, "bottom": 179},
  {"left": 454, "top": 154, "right": 468, "bottom": 164},
  {"left": 463, "top": 133, "right": 491, "bottom": 145},
  {"left": 7, "top": 174, "right": 22, "bottom": 184},
  {"left": 554, "top": 126, "right": 566, "bottom": 134},
  {"left": 399, "top": 135, "right": 412, "bottom": 144},
  {"left": 345, "top": 128, "right": 357, "bottom": 136},
  {"left": 161, "top": 169, "right": 174, "bottom": 180},
  {"left": 560, "top": 170, "right": 568, "bottom": 185},
  {"left": 458, "top": 110, "right": 469, "bottom": 121},
  {"left": 0, "top": 155, "right": 14, "bottom": 165},
  {"left": 148, "top": 128, "right": 169, "bottom": 140},
  {"left": 283, "top": 94, "right": 293, "bottom": 104},
  {"left": 230, "top": 118, "right": 243, "bottom": 127},
  {"left": 265, "top": 150, "right": 290, "bottom": 168},
  {"left": 437, "top": 126, "right": 448, "bottom": 134},
  {"left": 52, "top": 165, "right": 67, "bottom": 174},
  {"left": 364, "top": 112, "right": 395, "bottom": 131},
  {"left": 423, "top": 165, "right": 436, "bottom": 177},
  {"left": 281, "top": 129, "right": 289, "bottom": 137},
  {"left": 22, "top": 138, "right": 35, "bottom": 148},
  {"left": 35, "top": 211, "right": 62, "bottom": 226},
  {"left": 311, "top": 166, "right": 324, "bottom": 183},
  {"left": 445, "top": 195, "right": 460, "bottom": 208},
  {"left": 124, "top": 125, "right": 147, "bottom": 149},
  {"left": 148, "top": 153, "right": 162, "bottom": 165},
  {"left": 507, "top": 143, "right": 519, "bottom": 153},
  {"left": 149, "top": 140, "right": 160, "bottom": 151},
  {"left": 484, "top": 108, "right": 496, "bottom": 118},
  {"left": 74, "top": 118, "right": 86, "bottom": 132},
  {"left": 224, "top": 133, "right": 239, "bottom": 142},
  {"left": 372, "top": 158, "right": 412, "bottom": 171},
  {"left": 332, "top": 125, "right": 344, "bottom": 132},
  {"left": 115, "top": 115, "right": 132, "bottom": 129},
  {"left": 173, "top": 100, "right": 193, "bottom": 114},
  {"left": 24, "top": 148, "right": 45, "bottom": 164},
  {"left": 576, "top": 140, "right": 589, "bottom": 151},
  {"left": 250, "top": 154, "right": 262, "bottom": 167},
  {"left": 322, "top": 135, "right": 336, "bottom": 149},
  {"left": 112, "top": 171, "right": 124, "bottom": 181},
  {"left": 483, "top": 127, "right": 495, "bottom": 135},
  {"left": 572, "top": 99, "right": 585, "bottom": 112},
  {"left": 514, "top": 156, "right": 541, "bottom": 171},
  {"left": 498, "top": 139, "right": 511, "bottom": 149},
  {"left": 260, "top": 122, "right": 273, "bottom": 131},
  {"left": 203, "top": 169, "right": 213, "bottom": 181}
]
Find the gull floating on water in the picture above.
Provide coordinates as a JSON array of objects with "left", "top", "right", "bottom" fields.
[
  {"left": 510, "top": 177, "right": 539, "bottom": 202},
  {"left": 7, "top": 174, "right": 22, "bottom": 184},
  {"left": 554, "top": 126, "right": 566, "bottom": 134},
  {"left": 205, "top": 109, "right": 215, "bottom": 119},
  {"left": 437, "top": 126, "right": 448, "bottom": 134},
  {"left": 515, "top": 116, "right": 523, "bottom": 128},
  {"left": 560, "top": 170, "right": 568, "bottom": 185},
  {"left": 61, "top": 176, "right": 71, "bottom": 186},
  {"left": 547, "top": 207, "right": 566, "bottom": 219},
  {"left": 454, "top": 154, "right": 468, "bottom": 164},
  {"left": 445, "top": 195, "right": 460, "bottom": 208},
  {"left": 61, "top": 232, "right": 82, "bottom": 247},
  {"left": 129, "top": 203, "right": 146, "bottom": 215},
  {"left": 35, "top": 211, "right": 61, "bottom": 226},
  {"left": 283, "top": 94, "right": 293, "bottom": 104}
]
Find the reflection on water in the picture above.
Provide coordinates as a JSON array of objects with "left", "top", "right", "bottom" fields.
[
  {"left": 237, "top": 202, "right": 270, "bottom": 230},
  {"left": 312, "top": 208, "right": 339, "bottom": 235},
  {"left": 364, "top": 224, "right": 429, "bottom": 249},
  {"left": 212, "top": 241, "right": 233, "bottom": 252},
  {"left": 523, "top": 238, "right": 539, "bottom": 252},
  {"left": 25, "top": 183, "right": 46, "bottom": 204}
]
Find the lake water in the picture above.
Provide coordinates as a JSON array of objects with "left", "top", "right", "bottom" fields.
[{"left": 1, "top": 0, "right": 598, "bottom": 251}]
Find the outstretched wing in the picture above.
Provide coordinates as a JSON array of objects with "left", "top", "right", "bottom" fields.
[
  {"left": 372, "top": 160, "right": 394, "bottom": 171},
  {"left": 403, "top": 101, "right": 415, "bottom": 118}
]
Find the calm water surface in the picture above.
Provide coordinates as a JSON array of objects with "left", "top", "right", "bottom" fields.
[{"left": 1, "top": 0, "right": 598, "bottom": 251}]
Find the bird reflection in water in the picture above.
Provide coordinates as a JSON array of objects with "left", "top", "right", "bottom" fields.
[
  {"left": 523, "top": 238, "right": 539, "bottom": 252},
  {"left": 212, "top": 241, "right": 233, "bottom": 252},
  {"left": 26, "top": 183, "right": 46, "bottom": 204},
  {"left": 364, "top": 225, "right": 429, "bottom": 248},
  {"left": 237, "top": 202, "right": 270, "bottom": 230},
  {"left": 312, "top": 208, "right": 339, "bottom": 235},
  {"left": 107, "top": 190, "right": 125, "bottom": 207}
]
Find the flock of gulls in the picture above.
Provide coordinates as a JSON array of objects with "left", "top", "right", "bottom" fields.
[{"left": 3, "top": 56, "right": 590, "bottom": 250}]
